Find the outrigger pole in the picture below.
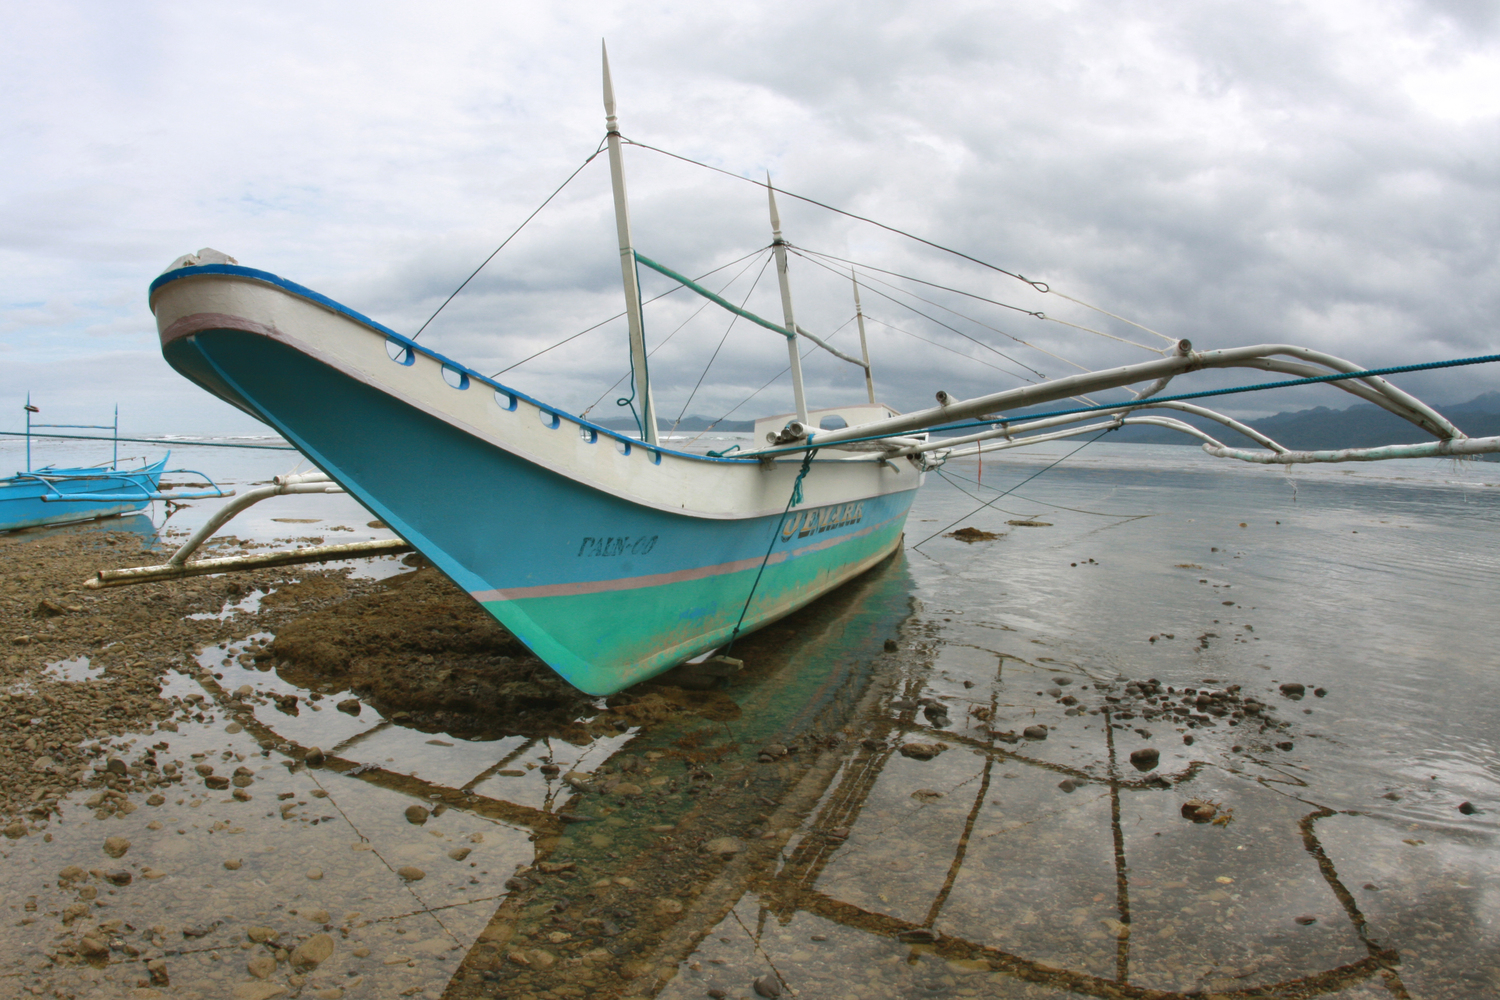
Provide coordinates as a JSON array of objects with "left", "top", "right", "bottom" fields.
[{"left": 602, "top": 42, "right": 660, "bottom": 447}]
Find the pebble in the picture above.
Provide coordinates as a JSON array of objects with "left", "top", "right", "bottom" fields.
[
  {"left": 704, "top": 837, "right": 744, "bottom": 857},
  {"left": 404, "top": 805, "right": 430, "bottom": 825},
  {"left": 1022, "top": 725, "right": 1048, "bottom": 740},
  {"left": 305, "top": 746, "right": 326, "bottom": 766},
  {"left": 306, "top": 868, "right": 324, "bottom": 880},
  {"left": 106, "top": 757, "right": 128, "bottom": 775},
  {"left": 234, "top": 980, "right": 290, "bottom": 1000},
  {"left": 753, "top": 974, "right": 783, "bottom": 997},
  {"left": 898, "top": 742, "right": 947, "bottom": 761},
  {"left": 336, "top": 698, "right": 361, "bottom": 714},
  {"left": 612, "top": 782, "right": 643, "bottom": 796},
  {"left": 1459, "top": 801, "right": 1479, "bottom": 815},
  {"left": 1129, "top": 748, "right": 1160, "bottom": 770},
  {"left": 102, "top": 836, "right": 130, "bottom": 858},
  {"left": 247, "top": 926, "right": 279, "bottom": 943},
  {"left": 291, "top": 932, "right": 335, "bottom": 970},
  {"left": 398, "top": 866, "right": 426, "bottom": 881},
  {"left": 1279, "top": 682, "right": 1306, "bottom": 699},
  {"left": 448, "top": 847, "right": 472, "bottom": 861},
  {"left": 246, "top": 953, "right": 276, "bottom": 978}
]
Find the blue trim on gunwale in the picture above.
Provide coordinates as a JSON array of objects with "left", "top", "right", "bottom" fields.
[{"left": 148, "top": 264, "right": 764, "bottom": 466}]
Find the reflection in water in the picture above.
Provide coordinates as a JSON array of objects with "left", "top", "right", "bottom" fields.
[{"left": 5, "top": 446, "right": 1495, "bottom": 998}]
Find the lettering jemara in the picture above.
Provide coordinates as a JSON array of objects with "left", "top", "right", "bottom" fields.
[
  {"left": 781, "top": 501, "right": 865, "bottom": 540},
  {"left": 577, "top": 535, "right": 659, "bottom": 557}
]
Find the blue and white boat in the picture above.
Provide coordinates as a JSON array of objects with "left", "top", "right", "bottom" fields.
[
  {"left": 148, "top": 51, "right": 1500, "bottom": 696},
  {"left": 1, "top": 455, "right": 172, "bottom": 533},
  {"left": 3, "top": 399, "right": 232, "bottom": 532}
]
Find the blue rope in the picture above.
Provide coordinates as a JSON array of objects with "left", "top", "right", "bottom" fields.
[
  {"left": 726, "top": 449, "right": 818, "bottom": 651},
  {"left": 756, "top": 350, "right": 1500, "bottom": 457}
]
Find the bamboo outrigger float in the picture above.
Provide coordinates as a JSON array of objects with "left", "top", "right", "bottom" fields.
[{"left": 84, "top": 472, "right": 411, "bottom": 588}]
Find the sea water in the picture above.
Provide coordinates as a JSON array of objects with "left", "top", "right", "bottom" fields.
[{"left": 3, "top": 433, "right": 1497, "bottom": 997}]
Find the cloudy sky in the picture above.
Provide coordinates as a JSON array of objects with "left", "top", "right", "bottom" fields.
[{"left": 3, "top": 0, "right": 1497, "bottom": 440}]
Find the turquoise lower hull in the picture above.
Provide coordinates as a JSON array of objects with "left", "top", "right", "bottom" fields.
[{"left": 165, "top": 330, "right": 916, "bottom": 694}]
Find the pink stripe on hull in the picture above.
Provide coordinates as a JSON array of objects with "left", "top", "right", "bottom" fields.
[{"left": 472, "top": 512, "right": 903, "bottom": 604}]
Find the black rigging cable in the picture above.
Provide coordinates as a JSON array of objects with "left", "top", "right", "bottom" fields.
[
  {"left": 910, "top": 430, "right": 1114, "bottom": 550},
  {"left": 412, "top": 141, "right": 607, "bottom": 340},
  {"left": 622, "top": 138, "right": 1051, "bottom": 292},
  {"left": 790, "top": 249, "right": 1049, "bottom": 381},
  {"left": 671, "top": 254, "right": 776, "bottom": 434},
  {"left": 494, "top": 248, "right": 767, "bottom": 379},
  {"left": 578, "top": 249, "right": 772, "bottom": 418}
]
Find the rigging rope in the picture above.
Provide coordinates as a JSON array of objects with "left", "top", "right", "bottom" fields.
[
  {"left": 791, "top": 250, "right": 1052, "bottom": 380},
  {"left": 413, "top": 142, "right": 606, "bottom": 340},
  {"left": 795, "top": 246, "right": 1166, "bottom": 352},
  {"left": 578, "top": 250, "right": 770, "bottom": 419},
  {"left": 726, "top": 449, "right": 818, "bottom": 650},
  {"left": 621, "top": 136, "right": 1175, "bottom": 345},
  {"left": 911, "top": 430, "right": 1114, "bottom": 549},
  {"left": 671, "top": 254, "right": 776, "bottom": 434},
  {"left": 0, "top": 431, "right": 296, "bottom": 452}
]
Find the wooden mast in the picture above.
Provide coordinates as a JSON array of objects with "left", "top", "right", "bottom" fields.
[
  {"left": 602, "top": 42, "right": 659, "bottom": 446},
  {"left": 767, "top": 177, "right": 810, "bottom": 426},
  {"left": 852, "top": 270, "right": 876, "bottom": 403}
]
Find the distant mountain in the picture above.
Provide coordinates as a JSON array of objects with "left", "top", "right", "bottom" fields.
[
  {"left": 590, "top": 414, "right": 755, "bottom": 433},
  {"left": 1094, "top": 391, "right": 1500, "bottom": 454}
]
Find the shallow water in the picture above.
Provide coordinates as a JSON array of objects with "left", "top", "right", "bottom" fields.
[{"left": 2, "top": 437, "right": 1498, "bottom": 998}]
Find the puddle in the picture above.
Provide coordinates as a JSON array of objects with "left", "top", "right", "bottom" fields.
[
  {"left": 186, "top": 590, "right": 266, "bottom": 622},
  {"left": 43, "top": 656, "right": 106, "bottom": 683}
]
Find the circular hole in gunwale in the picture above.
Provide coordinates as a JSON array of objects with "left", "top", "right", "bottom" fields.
[
  {"left": 441, "top": 365, "right": 470, "bottom": 390},
  {"left": 615, "top": 439, "right": 632, "bottom": 456},
  {"left": 386, "top": 339, "right": 415, "bottom": 366},
  {"left": 494, "top": 390, "right": 518, "bottom": 412},
  {"left": 538, "top": 409, "right": 561, "bottom": 429},
  {"left": 579, "top": 426, "right": 598, "bottom": 443}
]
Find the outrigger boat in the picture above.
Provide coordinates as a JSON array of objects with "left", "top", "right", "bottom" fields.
[
  {"left": 1, "top": 397, "right": 230, "bottom": 532},
  {"left": 145, "top": 50, "right": 1500, "bottom": 696}
]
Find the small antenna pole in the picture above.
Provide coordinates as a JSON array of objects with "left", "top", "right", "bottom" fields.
[
  {"left": 852, "top": 269, "right": 876, "bottom": 403},
  {"left": 25, "top": 393, "right": 32, "bottom": 473},
  {"left": 768, "top": 177, "right": 810, "bottom": 426},
  {"left": 602, "top": 42, "right": 659, "bottom": 446},
  {"left": 113, "top": 404, "right": 119, "bottom": 470}
]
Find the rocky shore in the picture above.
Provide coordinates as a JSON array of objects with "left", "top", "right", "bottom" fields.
[{"left": 0, "top": 528, "right": 379, "bottom": 833}]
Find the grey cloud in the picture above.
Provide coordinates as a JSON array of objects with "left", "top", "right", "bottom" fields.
[{"left": 3, "top": 0, "right": 1497, "bottom": 438}]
